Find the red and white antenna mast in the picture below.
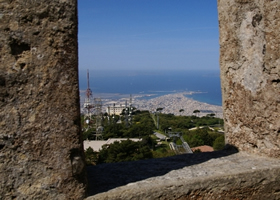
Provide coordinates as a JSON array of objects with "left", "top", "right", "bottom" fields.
[
  {"left": 84, "top": 70, "right": 94, "bottom": 120},
  {"left": 86, "top": 69, "right": 92, "bottom": 99}
]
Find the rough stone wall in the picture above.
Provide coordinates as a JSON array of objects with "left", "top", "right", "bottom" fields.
[
  {"left": 0, "top": 0, "right": 86, "bottom": 199},
  {"left": 0, "top": 0, "right": 279, "bottom": 199},
  {"left": 86, "top": 151, "right": 280, "bottom": 200},
  {"left": 218, "top": 0, "right": 280, "bottom": 158}
]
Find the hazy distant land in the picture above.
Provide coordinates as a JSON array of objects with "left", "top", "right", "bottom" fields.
[{"left": 80, "top": 91, "right": 223, "bottom": 118}]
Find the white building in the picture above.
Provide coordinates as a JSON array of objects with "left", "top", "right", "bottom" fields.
[{"left": 106, "top": 105, "right": 125, "bottom": 115}]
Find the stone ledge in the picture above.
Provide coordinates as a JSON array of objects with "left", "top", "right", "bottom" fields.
[{"left": 86, "top": 150, "right": 280, "bottom": 199}]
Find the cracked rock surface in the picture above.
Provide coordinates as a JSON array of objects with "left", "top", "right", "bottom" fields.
[
  {"left": 218, "top": 0, "right": 280, "bottom": 158},
  {"left": 0, "top": 1, "right": 86, "bottom": 199}
]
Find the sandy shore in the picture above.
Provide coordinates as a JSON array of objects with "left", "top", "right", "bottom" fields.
[{"left": 81, "top": 92, "right": 223, "bottom": 118}]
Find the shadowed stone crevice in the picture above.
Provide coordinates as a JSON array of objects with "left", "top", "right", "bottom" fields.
[
  {"left": 0, "top": 144, "right": 5, "bottom": 150},
  {"left": 252, "top": 13, "right": 262, "bottom": 27},
  {"left": 70, "top": 148, "right": 86, "bottom": 177},
  {"left": 9, "top": 38, "right": 30, "bottom": 57},
  {"left": 262, "top": 44, "right": 266, "bottom": 55},
  {"left": 272, "top": 79, "right": 280, "bottom": 83}
]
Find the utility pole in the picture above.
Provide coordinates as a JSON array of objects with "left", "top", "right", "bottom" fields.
[{"left": 156, "top": 107, "right": 163, "bottom": 130}]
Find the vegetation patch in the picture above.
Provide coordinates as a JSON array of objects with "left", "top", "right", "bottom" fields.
[{"left": 83, "top": 110, "right": 225, "bottom": 165}]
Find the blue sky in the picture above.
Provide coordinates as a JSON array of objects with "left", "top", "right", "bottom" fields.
[{"left": 78, "top": 0, "right": 219, "bottom": 71}]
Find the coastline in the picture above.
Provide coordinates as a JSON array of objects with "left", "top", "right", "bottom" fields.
[
  {"left": 80, "top": 91, "right": 223, "bottom": 118},
  {"left": 134, "top": 92, "right": 223, "bottom": 118}
]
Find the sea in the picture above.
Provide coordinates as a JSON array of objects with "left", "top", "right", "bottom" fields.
[{"left": 79, "top": 69, "right": 222, "bottom": 106}]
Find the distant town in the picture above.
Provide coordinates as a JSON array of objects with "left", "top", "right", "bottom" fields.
[
  {"left": 80, "top": 92, "right": 223, "bottom": 118},
  {"left": 80, "top": 88, "right": 224, "bottom": 165},
  {"left": 79, "top": 70, "right": 224, "bottom": 165}
]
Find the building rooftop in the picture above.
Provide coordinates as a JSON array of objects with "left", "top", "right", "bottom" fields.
[{"left": 84, "top": 138, "right": 142, "bottom": 152}]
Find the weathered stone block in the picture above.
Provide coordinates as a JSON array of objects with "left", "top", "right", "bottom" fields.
[
  {"left": 218, "top": 0, "right": 280, "bottom": 158},
  {"left": 85, "top": 152, "right": 280, "bottom": 199},
  {"left": 0, "top": 0, "right": 86, "bottom": 199}
]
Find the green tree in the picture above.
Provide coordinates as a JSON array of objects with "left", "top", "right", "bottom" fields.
[
  {"left": 193, "top": 149, "right": 201, "bottom": 153},
  {"left": 82, "top": 128, "right": 95, "bottom": 140},
  {"left": 206, "top": 113, "right": 216, "bottom": 117},
  {"left": 141, "top": 136, "right": 156, "bottom": 150},
  {"left": 188, "top": 134, "right": 204, "bottom": 147},
  {"left": 179, "top": 109, "right": 184, "bottom": 116},
  {"left": 84, "top": 147, "right": 98, "bottom": 165},
  {"left": 156, "top": 107, "right": 164, "bottom": 112},
  {"left": 126, "top": 123, "right": 153, "bottom": 138},
  {"left": 193, "top": 110, "right": 200, "bottom": 117},
  {"left": 194, "top": 128, "right": 214, "bottom": 146},
  {"left": 213, "top": 135, "right": 225, "bottom": 150},
  {"left": 98, "top": 140, "right": 153, "bottom": 163}
]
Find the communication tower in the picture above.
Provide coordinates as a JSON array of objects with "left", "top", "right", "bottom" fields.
[
  {"left": 125, "top": 94, "right": 133, "bottom": 127},
  {"left": 112, "top": 103, "right": 116, "bottom": 123},
  {"left": 107, "top": 106, "right": 111, "bottom": 125},
  {"left": 129, "top": 94, "right": 133, "bottom": 124},
  {"left": 83, "top": 70, "right": 94, "bottom": 129},
  {"left": 125, "top": 100, "right": 129, "bottom": 127},
  {"left": 83, "top": 70, "right": 104, "bottom": 140},
  {"left": 94, "top": 97, "right": 103, "bottom": 140}
]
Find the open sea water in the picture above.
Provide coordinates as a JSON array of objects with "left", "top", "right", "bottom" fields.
[{"left": 79, "top": 69, "right": 222, "bottom": 106}]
